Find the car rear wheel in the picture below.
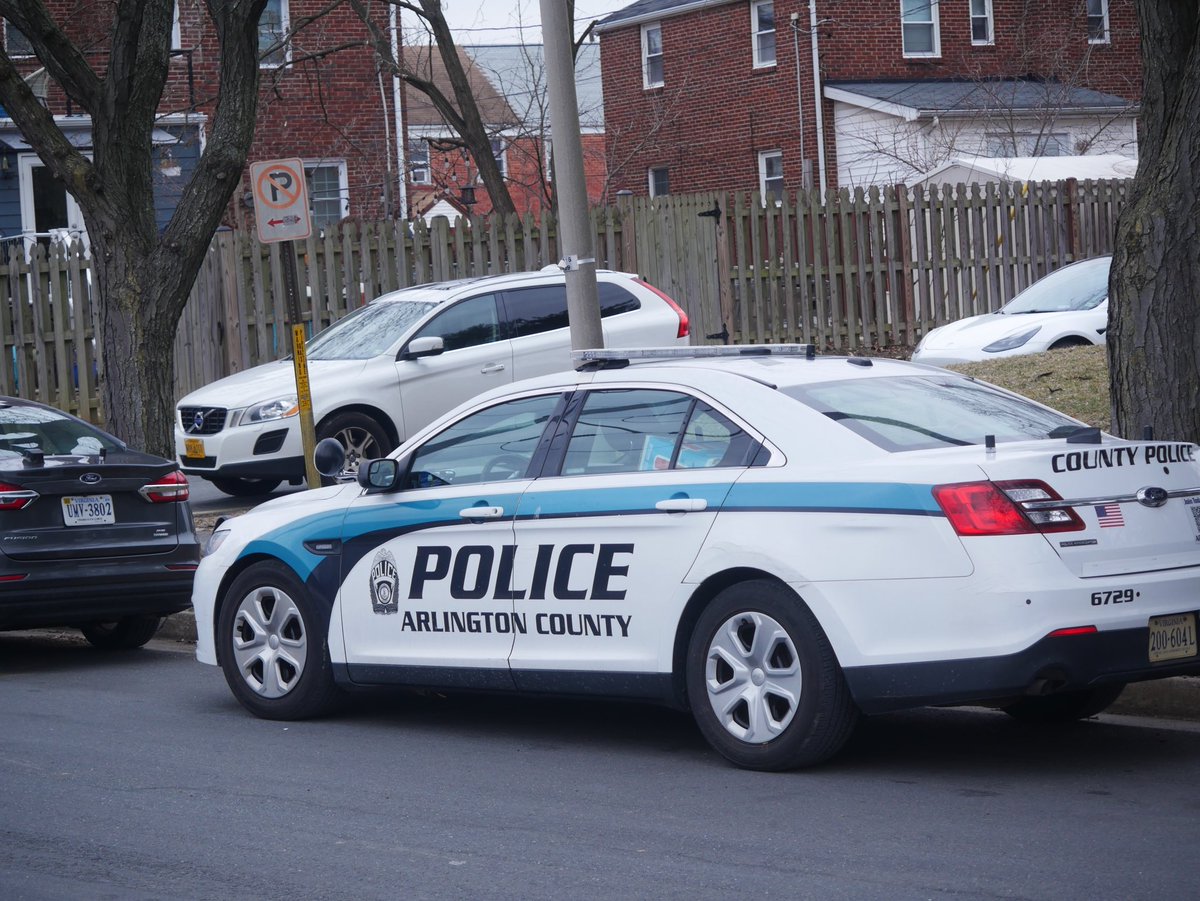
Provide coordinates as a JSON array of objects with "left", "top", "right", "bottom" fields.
[
  {"left": 317, "top": 412, "right": 391, "bottom": 479},
  {"left": 686, "top": 580, "right": 859, "bottom": 770},
  {"left": 81, "top": 616, "right": 162, "bottom": 650},
  {"left": 1002, "top": 683, "right": 1125, "bottom": 724},
  {"left": 210, "top": 476, "right": 283, "bottom": 497},
  {"left": 217, "top": 561, "right": 341, "bottom": 720}
]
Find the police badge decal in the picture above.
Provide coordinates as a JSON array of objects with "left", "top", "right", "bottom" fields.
[{"left": 369, "top": 549, "right": 400, "bottom": 615}]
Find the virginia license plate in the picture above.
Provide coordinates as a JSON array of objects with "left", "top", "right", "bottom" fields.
[
  {"left": 184, "top": 438, "right": 205, "bottom": 459},
  {"left": 1148, "top": 613, "right": 1198, "bottom": 663},
  {"left": 62, "top": 495, "right": 115, "bottom": 527}
]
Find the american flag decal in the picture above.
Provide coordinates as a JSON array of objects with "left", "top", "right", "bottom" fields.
[{"left": 1095, "top": 503, "right": 1125, "bottom": 528}]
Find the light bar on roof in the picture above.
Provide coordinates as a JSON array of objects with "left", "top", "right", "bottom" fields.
[{"left": 572, "top": 344, "right": 818, "bottom": 367}]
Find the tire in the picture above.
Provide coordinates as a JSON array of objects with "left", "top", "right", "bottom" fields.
[
  {"left": 81, "top": 616, "right": 162, "bottom": 650},
  {"left": 685, "top": 580, "right": 859, "bottom": 770},
  {"left": 217, "top": 561, "right": 342, "bottom": 720},
  {"left": 1049, "top": 337, "right": 1091, "bottom": 350},
  {"left": 316, "top": 412, "right": 392, "bottom": 479},
  {"left": 1002, "top": 683, "right": 1125, "bottom": 724},
  {"left": 210, "top": 476, "right": 283, "bottom": 497}
]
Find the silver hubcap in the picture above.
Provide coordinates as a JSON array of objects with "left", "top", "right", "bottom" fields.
[
  {"left": 704, "top": 611, "right": 802, "bottom": 743},
  {"left": 231, "top": 586, "right": 308, "bottom": 698},
  {"left": 334, "top": 426, "right": 380, "bottom": 474}
]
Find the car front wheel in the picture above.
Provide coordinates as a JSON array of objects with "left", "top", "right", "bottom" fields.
[
  {"left": 686, "top": 580, "right": 858, "bottom": 770},
  {"left": 217, "top": 561, "right": 341, "bottom": 720},
  {"left": 317, "top": 412, "right": 391, "bottom": 478}
]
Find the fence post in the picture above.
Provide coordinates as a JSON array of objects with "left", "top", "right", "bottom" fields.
[
  {"left": 1064, "top": 177, "right": 1080, "bottom": 262},
  {"left": 894, "top": 184, "right": 914, "bottom": 346}
]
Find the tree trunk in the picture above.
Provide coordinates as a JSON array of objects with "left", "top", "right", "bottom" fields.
[{"left": 1109, "top": 2, "right": 1200, "bottom": 443}]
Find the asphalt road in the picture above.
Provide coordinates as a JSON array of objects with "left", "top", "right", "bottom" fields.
[
  {"left": 185, "top": 476, "right": 304, "bottom": 518},
  {"left": 2, "top": 631, "right": 1198, "bottom": 900}
]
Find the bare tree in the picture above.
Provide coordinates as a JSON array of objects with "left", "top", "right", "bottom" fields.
[
  {"left": 351, "top": 0, "right": 517, "bottom": 218},
  {"left": 1109, "top": 2, "right": 1200, "bottom": 443},
  {"left": 0, "top": 0, "right": 269, "bottom": 457}
]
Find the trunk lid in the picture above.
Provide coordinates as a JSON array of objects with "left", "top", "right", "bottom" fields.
[{"left": 975, "top": 438, "right": 1200, "bottom": 577}]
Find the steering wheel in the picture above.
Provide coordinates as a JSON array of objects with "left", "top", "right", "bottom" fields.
[{"left": 480, "top": 453, "right": 528, "bottom": 482}]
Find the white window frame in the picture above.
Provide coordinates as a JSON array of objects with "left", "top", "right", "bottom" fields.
[
  {"left": 758, "top": 150, "right": 783, "bottom": 203},
  {"left": 259, "top": 0, "right": 290, "bottom": 68},
  {"left": 408, "top": 138, "right": 431, "bottom": 185},
  {"left": 303, "top": 160, "right": 350, "bottom": 231},
  {"left": 751, "top": 1, "right": 776, "bottom": 68},
  {"left": 171, "top": 2, "right": 182, "bottom": 51},
  {"left": 5, "top": 19, "right": 33, "bottom": 58},
  {"left": 642, "top": 23, "right": 664, "bottom": 89},
  {"left": 1087, "top": 0, "right": 1110, "bottom": 45},
  {"left": 969, "top": 0, "right": 993, "bottom": 46},
  {"left": 901, "top": 0, "right": 940, "bottom": 59},
  {"left": 648, "top": 166, "right": 669, "bottom": 198}
]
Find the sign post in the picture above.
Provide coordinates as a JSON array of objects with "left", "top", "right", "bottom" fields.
[{"left": 249, "top": 158, "right": 320, "bottom": 489}]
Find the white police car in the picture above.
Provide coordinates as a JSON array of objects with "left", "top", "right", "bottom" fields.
[{"left": 193, "top": 346, "right": 1200, "bottom": 769}]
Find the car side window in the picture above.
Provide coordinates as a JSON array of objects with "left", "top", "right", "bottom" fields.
[
  {"left": 503, "top": 286, "right": 569, "bottom": 338},
  {"left": 676, "top": 403, "right": 757, "bottom": 468},
  {"left": 597, "top": 283, "right": 640, "bottom": 316},
  {"left": 411, "top": 294, "right": 501, "bottom": 352},
  {"left": 406, "top": 394, "right": 560, "bottom": 488},
  {"left": 561, "top": 390, "right": 693, "bottom": 475}
]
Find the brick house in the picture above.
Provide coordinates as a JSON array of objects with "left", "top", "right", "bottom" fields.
[
  {"left": 596, "top": 0, "right": 1142, "bottom": 196},
  {"left": 0, "top": 2, "right": 608, "bottom": 245}
]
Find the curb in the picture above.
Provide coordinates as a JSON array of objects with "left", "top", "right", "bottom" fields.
[{"left": 157, "top": 609, "right": 1199, "bottom": 722}]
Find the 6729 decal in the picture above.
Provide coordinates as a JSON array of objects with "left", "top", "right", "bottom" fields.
[{"left": 1091, "top": 588, "right": 1136, "bottom": 606}]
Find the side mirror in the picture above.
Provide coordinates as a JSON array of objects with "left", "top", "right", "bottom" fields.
[
  {"left": 357, "top": 457, "right": 400, "bottom": 491},
  {"left": 313, "top": 438, "right": 346, "bottom": 478},
  {"left": 399, "top": 335, "right": 445, "bottom": 361}
]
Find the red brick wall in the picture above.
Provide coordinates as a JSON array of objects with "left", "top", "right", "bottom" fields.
[{"left": 600, "top": 0, "right": 1142, "bottom": 196}]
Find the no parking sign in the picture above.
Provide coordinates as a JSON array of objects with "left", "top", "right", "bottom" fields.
[{"left": 250, "top": 158, "right": 313, "bottom": 243}]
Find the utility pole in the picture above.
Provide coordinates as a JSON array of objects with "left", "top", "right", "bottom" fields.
[{"left": 539, "top": 0, "right": 603, "bottom": 350}]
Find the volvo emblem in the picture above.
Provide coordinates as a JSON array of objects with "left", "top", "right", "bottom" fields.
[
  {"left": 1136, "top": 486, "right": 1169, "bottom": 508},
  {"left": 190, "top": 411, "right": 206, "bottom": 433},
  {"left": 79, "top": 472, "right": 102, "bottom": 485}
]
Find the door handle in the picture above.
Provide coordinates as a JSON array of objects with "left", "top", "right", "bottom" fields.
[
  {"left": 460, "top": 505, "right": 505, "bottom": 520},
  {"left": 480, "top": 362, "right": 506, "bottom": 374},
  {"left": 655, "top": 498, "right": 708, "bottom": 513}
]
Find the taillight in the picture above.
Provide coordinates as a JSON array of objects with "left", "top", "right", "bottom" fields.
[
  {"left": 932, "top": 480, "right": 1084, "bottom": 536},
  {"left": 0, "top": 482, "right": 38, "bottom": 511},
  {"left": 635, "top": 278, "right": 690, "bottom": 339},
  {"left": 140, "top": 470, "right": 189, "bottom": 503}
]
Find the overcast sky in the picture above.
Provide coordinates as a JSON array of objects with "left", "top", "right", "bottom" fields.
[{"left": 438, "top": 0, "right": 631, "bottom": 44}]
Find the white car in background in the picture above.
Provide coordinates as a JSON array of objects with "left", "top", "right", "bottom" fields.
[
  {"left": 175, "top": 269, "right": 690, "bottom": 496},
  {"left": 911, "top": 256, "right": 1110, "bottom": 367}
]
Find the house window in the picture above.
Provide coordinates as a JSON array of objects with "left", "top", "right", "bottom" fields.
[
  {"left": 172, "top": 2, "right": 182, "bottom": 51},
  {"left": 490, "top": 136, "right": 507, "bottom": 179},
  {"left": 642, "top": 23, "right": 664, "bottom": 89},
  {"left": 969, "top": 0, "right": 993, "bottom": 45},
  {"left": 5, "top": 20, "right": 33, "bottom": 57},
  {"left": 259, "top": 0, "right": 289, "bottom": 67},
  {"left": 1087, "top": 0, "right": 1109, "bottom": 44},
  {"left": 648, "top": 167, "right": 669, "bottom": 197},
  {"left": 759, "top": 150, "right": 783, "bottom": 202},
  {"left": 752, "top": 1, "right": 776, "bottom": 68},
  {"left": 304, "top": 161, "right": 349, "bottom": 231},
  {"left": 409, "top": 139, "right": 430, "bottom": 185},
  {"left": 901, "top": 0, "right": 939, "bottom": 57},
  {"left": 985, "top": 133, "right": 1067, "bottom": 156}
]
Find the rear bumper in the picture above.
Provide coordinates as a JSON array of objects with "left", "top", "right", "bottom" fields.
[
  {"left": 0, "top": 556, "right": 198, "bottom": 629},
  {"left": 844, "top": 623, "right": 1200, "bottom": 713}
]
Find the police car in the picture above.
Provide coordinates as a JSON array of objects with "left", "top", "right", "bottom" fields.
[{"left": 193, "top": 346, "right": 1200, "bottom": 770}]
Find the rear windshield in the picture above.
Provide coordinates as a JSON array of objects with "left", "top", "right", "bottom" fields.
[
  {"left": 307, "top": 300, "right": 438, "bottom": 360},
  {"left": 1002, "top": 256, "right": 1109, "bottom": 314},
  {"left": 782, "top": 375, "right": 1079, "bottom": 452},
  {"left": 0, "top": 404, "right": 120, "bottom": 457}
]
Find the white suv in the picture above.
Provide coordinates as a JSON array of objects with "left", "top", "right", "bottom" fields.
[{"left": 175, "top": 269, "right": 689, "bottom": 496}]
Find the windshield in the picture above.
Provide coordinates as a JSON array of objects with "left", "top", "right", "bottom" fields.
[
  {"left": 0, "top": 404, "right": 121, "bottom": 457},
  {"left": 1002, "top": 257, "right": 1110, "bottom": 314},
  {"left": 783, "top": 375, "right": 1079, "bottom": 452},
  {"left": 307, "top": 300, "right": 438, "bottom": 360}
]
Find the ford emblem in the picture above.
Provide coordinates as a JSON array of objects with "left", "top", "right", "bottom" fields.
[
  {"left": 1136, "top": 486, "right": 1169, "bottom": 508},
  {"left": 80, "top": 472, "right": 102, "bottom": 485}
]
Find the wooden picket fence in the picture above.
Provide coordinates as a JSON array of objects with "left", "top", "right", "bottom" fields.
[{"left": 0, "top": 177, "right": 1131, "bottom": 424}]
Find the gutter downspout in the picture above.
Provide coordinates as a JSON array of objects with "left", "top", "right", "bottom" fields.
[
  {"left": 810, "top": 0, "right": 827, "bottom": 200},
  {"left": 390, "top": 4, "right": 408, "bottom": 219}
]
